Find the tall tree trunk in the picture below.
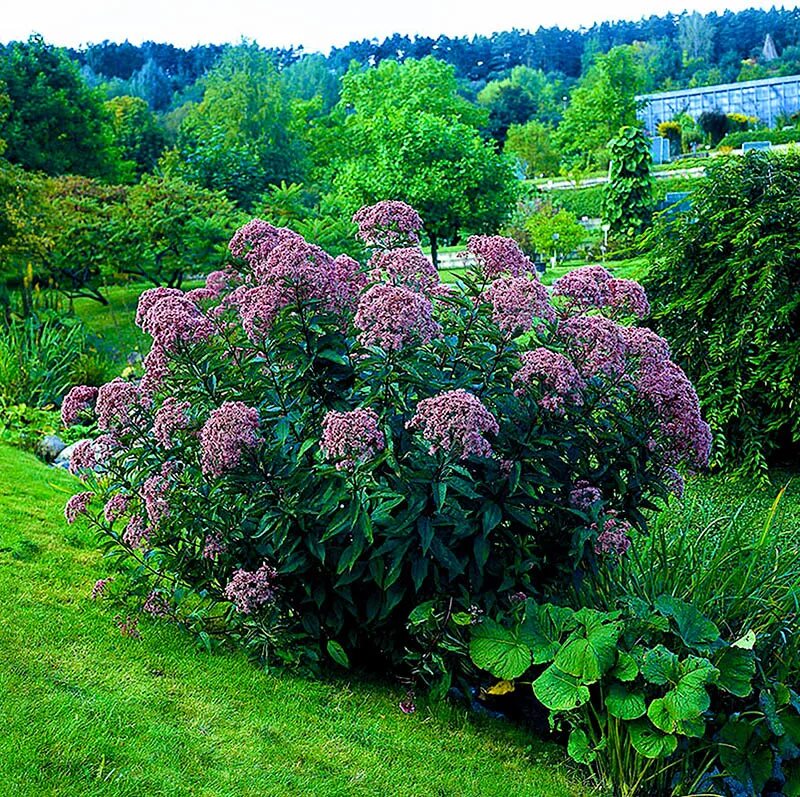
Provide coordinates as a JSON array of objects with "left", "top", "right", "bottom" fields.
[{"left": 430, "top": 234, "right": 439, "bottom": 270}]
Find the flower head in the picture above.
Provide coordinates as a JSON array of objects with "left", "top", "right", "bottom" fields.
[
  {"left": 91, "top": 577, "right": 113, "bottom": 599},
  {"left": 122, "top": 513, "right": 149, "bottom": 549},
  {"left": 607, "top": 278, "right": 650, "bottom": 319},
  {"left": 203, "top": 531, "right": 227, "bottom": 561},
  {"left": 143, "top": 590, "right": 172, "bottom": 618},
  {"left": 199, "top": 401, "right": 261, "bottom": 477},
  {"left": 558, "top": 315, "right": 627, "bottom": 378},
  {"left": 96, "top": 378, "right": 140, "bottom": 431},
  {"left": 354, "top": 284, "right": 440, "bottom": 351},
  {"left": 569, "top": 481, "right": 603, "bottom": 511},
  {"left": 153, "top": 397, "right": 191, "bottom": 449},
  {"left": 135, "top": 287, "right": 184, "bottom": 330},
  {"left": 61, "top": 385, "right": 98, "bottom": 427},
  {"left": 321, "top": 408, "right": 385, "bottom": 471},
  {"left": 483, "top": 276, "right": 555, "bottom": 335},
  {"left": 65, "top": 491, "right": 93, "bottom": 524},
  {"left": 103, "top": 493, "right": 130, "bottom": 523},
  {"left": 594, "top": 514, "right": 632, "bottom": 558},
  {"left": 465, "top": 235, "right": 534, "bottom": 280},
  {"left": 68, "top": 439, "right": 96, "bottom": 476},
  {"left": 139, "top": 294, "right": 214, "bottom": 351},
  {"left": 512, "top": 348, "right": 585, "bottom": 413},
  {"left": 408, "top": 389, "right": 499, "bottom": 460},
  {"left": 353, "top": 201, "right": 423, "bottom": 248},
  {"left": 224, "top": 562, "right": 278, "bottom": 614},
  {"left": 368, "top": 247, "right": 440, "bottom": 295},
  {"left": 552, "top": 266, "right": 613, "bottom": 314}
]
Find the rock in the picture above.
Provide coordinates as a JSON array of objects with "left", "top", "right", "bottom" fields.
[
  {"left": 37, "top": 435, "right": 67, "bottom": 463},
  {"left": 53, "top": 438, "right": 92, "bottom": 470}
]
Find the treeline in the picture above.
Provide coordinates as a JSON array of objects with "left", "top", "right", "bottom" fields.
[{"left": 62, "top": 6, "right": 800, "bottom": 107}]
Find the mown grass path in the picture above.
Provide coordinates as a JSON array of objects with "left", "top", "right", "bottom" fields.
[{"left": 0, "top": 445, "right": 586, "bottom": 797}]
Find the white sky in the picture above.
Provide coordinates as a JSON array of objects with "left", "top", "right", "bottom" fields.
[{"left": 1, "top": 0, "right": 794, "bottom": 53}]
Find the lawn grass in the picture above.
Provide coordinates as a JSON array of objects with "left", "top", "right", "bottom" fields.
[{"left": 0, "top": 443, "right": 589, "bottom": 797}]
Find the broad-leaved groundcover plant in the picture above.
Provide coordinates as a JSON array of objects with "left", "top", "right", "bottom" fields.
[{"left": 62, "top": 200, "right": 710, "bottom": 671}]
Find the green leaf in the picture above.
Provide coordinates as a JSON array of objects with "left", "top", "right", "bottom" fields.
[
  {"left": 663, "top": 656, "right": 717, "bottom": 720},
  {"left": 611, "top": 651, "right": 639, "bottom": 682},
  {"left": 407, "top": 600, "right": 435, "bottom": 626},
  {"left": 655, "top": 594, "right": 720, "bottom": 649},
  {"left": 470, "top": 619, "right": 531, "bottom": 680},
  {"left": 326, "top": 640, "right": 350, "bottom": 668},
  {"left": 647, "top": 698, "right": 675, "bottom": 733},
  {"left": 641, "top": 645, "right": 679, "bottom": 685},
  {"left": 567, "top": 728, "right": 596, "bottom": 764},
  {"left": 628, "top": 719, "right": 678, "bottom": 759},
  {"left": 452, "top": 612, "right": 473, "bottom": 626},
  {"left": 719, "top": 720, "right": 773, "bottom": 793},
  {"left": 606, "top": 685, "right": 646, "bottom": 720},
  {"left": 520, "top": 602, "right": 574, "bottom": 664},
  {"left": 532, "top": 665, "right": 591, "bottom": 711},
  {"left": 554, "top": 616, "right": 621, "bottom": 683},
  {"left": 715, "top": 646, "right": 755, "bottom": 698}
]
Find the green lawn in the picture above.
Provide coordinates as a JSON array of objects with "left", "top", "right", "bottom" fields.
[{"left": 0, "top": 444, "right": 588, "bottom": 797}]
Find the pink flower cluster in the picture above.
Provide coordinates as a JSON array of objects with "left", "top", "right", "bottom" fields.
[
  {"left": 238, "top": 285, "right": 288, "bottom": 342},
  {"left": 512, "top": 348, "right": 585, "bottom": 413},
  {"left": 140, "top": 344, "right": 170, "bottom": 398},
  {"left": 320, "top": 408, "right": 386, "bottom": 470},
  {"left": 465, "top": 235, "right": 533, "bottom": 280},
  {"left": 103, "top": 493, "right": 130, "bottom": 523},
  {"left": 354, "top": 284, "right": 440, "bottom": 351},
  {"left": 64, "top": 491, "right": 93, "bottom": 524},
  {"left": 153, "top": 397, "right": 191, "bottom": 448},
  {"left": 352, "top": 201, "right": 423, "bottom": 248},
  {"left": 224, "top": 562, "right": 278, "bottom": 614},
  {"left": 91, "top": 577, "right": 113, "bottom": 599},
  {"left": 229, "top": 219, "right": 301, "bottom": 267},
  {"left": 483, "top": 276, "right": 555, "bottom": 335},
  {"left": 636, "top": 360, "right": 712, "bottom": 468},
  {"left": 142, "top": 472, "right": 170, "bottom": 528},
  {"left": 69, "top": 439, "right": 96, "bottom": 475},
  {"left": 621, "top": 326, "right": 671, "bottom": 366},
  {"left": 61, "top": 385, "right": 98, "bottom": 427},
  {"left": 205, "top": 270, "right": 231, "bottom": 295},
  {"left": 203, "top": 531, "right": 227, "bottom": 561},
  {"left": 408, "top": 389, "right": 499, "bottom": 459},
  {"left": 96, "top": 378, "right": 140, "bottom": 431},
  {"left": 199, "top": 401, "right": 261, "bottom": 477},
  {"left": 368, "top": 248, "right": 440, "bottom": 295},
  {"left": 123, "top": 513, "right": 149, "bottom": 549},
  {"left": 552, "top": 267, "right": 649, "bottom": 319},
  {"left": 135, "top": 287, "right": 183, "bottom": 329},
  {"left": 594, "top": 514, "right": 633, "bottom": 558},
  {"left": 143, "top": 590, "right": 172, "bottom": 618},
  {"left": 558, "top": 315, "right": 627, "bottom": 378},
  {"left": 569, "top": 481, "right": 603, "bottom": 511},
  {"left": 139, "top": 294, "right": 214, "bottom": 351}
]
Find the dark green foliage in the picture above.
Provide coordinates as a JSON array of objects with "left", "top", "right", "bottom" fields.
[
  {"left": 0, "top": 36, "right": 126, "bottom": 180},
  {"left": 718, "top": 127, "right": 800, "bottom": 149},
  {"left": 646, "top": 150, "right": 800, "bottom": 475},
  {"left": 602, "top": 126, "right": 654, "bottom": 237},
  {"left": 697, "top": 110, "right": 729, "bottom": 146}
]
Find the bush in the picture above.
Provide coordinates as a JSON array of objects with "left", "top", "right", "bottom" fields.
[
  {"left": 717, "top": 128, "right": 800, "bottom": 149},
  {"left": 525, "top": 204, "right": 586, "bottom": 262},
  {"left": 602, "top": 126, "right": 654, "bottom": 238},
  {"left": 63, "top": 202, "right": 709, "bottom": 672},
  {"left": 646, "top": 150, "right": 800, "bottom": 476}
]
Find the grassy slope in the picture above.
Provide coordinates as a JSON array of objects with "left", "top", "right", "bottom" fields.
[{"left": 0, "top": 444, "right": 586, "bottom": 797}]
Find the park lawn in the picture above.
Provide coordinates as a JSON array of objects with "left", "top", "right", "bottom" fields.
[{"left": 0, "top": 444, "right": 589, "bottom": 797}]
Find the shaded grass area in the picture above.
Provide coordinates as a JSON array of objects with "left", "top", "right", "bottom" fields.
[{"left": 0, "top": 444, "right": 587, "bottom": 797}]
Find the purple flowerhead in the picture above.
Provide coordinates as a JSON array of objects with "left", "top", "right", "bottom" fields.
[
  {"left": 96, "top": 378, "right": 140, "bottom": 431},
  {"left": 65, "top": 491, "right": 93, "bottom": 524},
  {"left": 558, "top": 315, "right": 628, "bottom": 379},
  {"left": 354, "top": 283, "right": 441, "bottom": 351},
  {"left": 229, "top": 219, "right": 302, "bottom": 269},
  {"left": 139, "top": 294, "right": 214, "bottom": 351},
  {"left": 352, "top": 201, "right": 424, "bottom": 249},
  {"left": 593, "top": 514, "right": 633, "bottom": 558},
  {"left": 408, "top": 389, "right": 499, "bottom": 460},
  {"left": 552, "top": 266, "right": 613, "bottom": 315},
  {"left": 367, "top": 247, "right": 440, "bottom": 295},
  {"left": 68, "top": 439, "right": 97, "bottom": 476},
  {"left": 103, "top": 493, "right": 130, "bottom": 524},
  {"left": 153, "top": 397, "right": 191, "bottom": 449},
  {"left": 321, "top": 408, "right": 386, "bottom": 471},
  {"left": 199, "top": 401, "right": 261, "bottom": 477},
  {"left": 512, "top": 348, "right": 585, "bottom": 414},
  {"left": 61, "top": 385, "right": 98, "bottom": 427},
  {"left": 135, "top": 287, "right": 184, "bottom": 330},
  {"left": 569, "top": 481, "right": 603, "bottom": 511},
  {"left": 607, "top": 278, "right": 650, "bottom": 320},
  {"left": 483, "top": 276, "right": 555, "bottom": 335},
  {"left": 224, "top": 562, "right": 278, "bottom": 614},
  {"left": 203, "top": 531, "right": 227, "bottom": 561},
  {"left": 122, "top": 513, "right": 149, "bottom": 549},
  {"left": 143, "top": 590, "right": 172, "bottom": 618},
  {"left": 465, "top": 235, "right": 534, "bottom": 280}
]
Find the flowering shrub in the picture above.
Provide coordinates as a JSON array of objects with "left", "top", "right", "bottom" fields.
[{"left": 63, "top": 199, "right": 709, "bottom": 669}]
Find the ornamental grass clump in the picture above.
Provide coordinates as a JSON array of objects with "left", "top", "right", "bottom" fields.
[{"left": 63, "top": 199, "right": 709, "bottom": 670}]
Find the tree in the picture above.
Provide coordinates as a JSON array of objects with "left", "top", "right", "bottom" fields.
[
  {"left": 0, "top": 36, "right": 126, "bottom": 180},
  {"left": 327, "top": 57, "right": 517, "bottom": 265},
  {"left": 525, "top": 204, "right": 586, "bottom": 261},
  {"left": 602, "top": 126, "right": 653, "bottom": 238},
  {"left": 555, "top": 45, "right": 644, "bottom": 169},
  {"left": 477, "top": 82, "right": 537, "bottom": 144},
  {"left": 698, "top": 110, "right": 729, "bottom": 146},
  {"left": 646, "top": 150, "right": 800, "bottom": 476},
  {"left": 504, "top": 121, "right": 561, "bottom": 178},
  {"left": 678, "top": 12, "right": 716, "bottom": 63},
  {"left": 167, "top": 44, "right": 307, "bottom": 208},
  {"left": 105, "top": 96, "right": 168, "bottom": 177}
]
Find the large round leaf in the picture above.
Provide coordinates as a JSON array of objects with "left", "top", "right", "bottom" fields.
[
  {"left": 567, "top": 728, "right": 596, "bottom": 764},
  {"left": 533, "top": 665, "right": 591, "bottom": 711},
  {"left": 470, "top": 619, "right": 531, "bottom": 679},
  {"left": 628, "top": 719, "right": 678, "bottom": 759},
  {"left": 606, "top": 684, "right": 646, "bottom": 720}
]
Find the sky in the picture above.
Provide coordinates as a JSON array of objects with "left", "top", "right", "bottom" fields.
[{"left": 2, "top": 0, "right": 793, "bottom": 53}]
